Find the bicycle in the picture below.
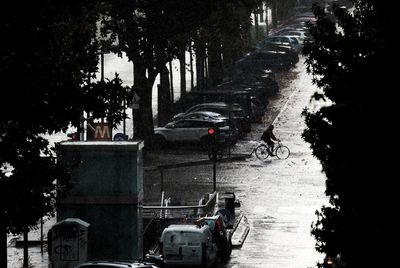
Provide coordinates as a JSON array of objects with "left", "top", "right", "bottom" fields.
[{"left": 252, "top": 141, "right": 290, "bottom": 160}]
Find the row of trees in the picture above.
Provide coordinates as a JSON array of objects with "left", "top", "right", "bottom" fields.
[
  {"left": 1, "top": 0, "right": 301, "bottom": 267},
  {"left": 102, "top": 0, "right": 275, "bottom": 141},
  {"left": 303, "top": 0, "right": 399, "bottom": 267}
]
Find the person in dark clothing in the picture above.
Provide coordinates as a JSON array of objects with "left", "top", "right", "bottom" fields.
[{"left": 261, "top": 124, "right": 280, "bottom": 155}]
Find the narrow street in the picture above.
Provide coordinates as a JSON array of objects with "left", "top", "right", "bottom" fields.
[
  {"left": 144, "top": 56, "right": 329, "bottom": 268},
  {"left": 219, "top": 57, "right": 329, "bottom": 268}
]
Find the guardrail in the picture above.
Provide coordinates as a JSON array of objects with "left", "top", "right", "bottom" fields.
[{"left": 142, "top": 191, "right": 218, "bottom": 219}]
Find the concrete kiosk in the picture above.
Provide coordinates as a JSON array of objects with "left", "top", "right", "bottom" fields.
[{"left": 56, "top": 141, "right": 144, "bottom": 261}]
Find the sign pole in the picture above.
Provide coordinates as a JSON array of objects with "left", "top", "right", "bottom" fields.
[{"left": 213, "top": 161, "right": 216, "bottom": 192}]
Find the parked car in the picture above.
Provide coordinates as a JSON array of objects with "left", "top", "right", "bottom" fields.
[
  {"left": 278, "top": 30, "right": 309, "bottom": 41},
  {"left": 259, "top": 35, "right": 302, "bottom": 53},
  {"left": 233, "top": 69, "right": 279, "bottom": 99},
  {"left": 153, "top": 118, "right": 237, "bottom": 148},
  {"left": 235, "top": 49, "right": 295, "bottom": 73},
  {"left": 191, "top": 90, "right": 262, "bottom": 123},
  {"left": 160, "top": 224, "right": 218, "bottom": 267},
  {"left": 197, "top": 215, "right": 232, "bottom": 262},
  {"left": 256, "top": 43, "right": 299, "bottom": 65},
  {"left": 179, "top": 111, "right": 239, "bottom": 141},
  {"left": 281, "top": 35, "right": 304, "bottom": 47},
  {"left": 179, "top": 111, "right": 226, "bottom": 121},
  {"left": 74, "top": 259, "right": 159, "bottom": 268},
  {"left": 172, "top": 102, "right": 251, "bottom": 137},
  {"left": 173, "top": 102, "right": 241, "bottom": 121}
]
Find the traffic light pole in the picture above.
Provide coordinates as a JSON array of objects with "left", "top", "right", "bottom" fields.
[
  {"left": 213, "top": 155, "right": 217, "bottom": 192},
  {"left": 208, "top": 126, "right": 218, "bottom": 192}
]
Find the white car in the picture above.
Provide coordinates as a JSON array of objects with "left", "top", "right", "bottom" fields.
[
  {"left": 179, "top": 111, "right": 227, "bottom": 121},
  {"left": 160, "top": 224, "right": 218, "bottom": 267},
  {"left": 153, "top": 118, "right": 236, "bottom": 148},
  {"left": 280, "top": 30, "right": 309, "bottom": 41}
]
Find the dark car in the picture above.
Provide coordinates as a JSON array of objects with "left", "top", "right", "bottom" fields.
[
  {"left": 233, "top": 69, "right": 279, "bottom": 100},
  {"left": 260, "top": 43, "right": 299, "bottom": 64},
  {"left": 191, "top": 90, "right": 263, "bottom": 123},
  {"left": 235, "top": 49, "right": 294, "bottom": 73},
  {"left": 74, "top": 259, "right": 159, "bottom": 268}
]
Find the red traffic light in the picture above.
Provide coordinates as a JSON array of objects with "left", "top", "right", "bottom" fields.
[{"left": 208, "top": 128, "right": 215, "bottom": 135}]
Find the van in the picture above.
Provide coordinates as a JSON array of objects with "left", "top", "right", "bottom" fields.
[{"left": 160, "top": 224, "right": 218, "bottom": 267}]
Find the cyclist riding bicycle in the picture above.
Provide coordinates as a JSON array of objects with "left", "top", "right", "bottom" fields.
[{"left": 261, "top": 124, "right": 280, "bottom": 156}]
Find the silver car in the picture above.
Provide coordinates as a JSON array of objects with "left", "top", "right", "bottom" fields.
[
  {"left": 179, "top": 111, "right": 227, "bottom": 120},
  {"left": 154, "top": 118, "right": 236, "bottom": 148}
]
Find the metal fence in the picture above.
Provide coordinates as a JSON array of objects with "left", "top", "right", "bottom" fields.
[{"left": 142, "top": 191, "right": 217, "bottom": 220}]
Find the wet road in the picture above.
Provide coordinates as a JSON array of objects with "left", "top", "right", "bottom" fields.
[
  {"left": 217, "top": 58, "right": 329, "bottom": 268},
  {"left": 144, "top": 56, "right": 329, "bottom": 268}
]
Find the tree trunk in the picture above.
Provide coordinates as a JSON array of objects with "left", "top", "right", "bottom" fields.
[
  {"left": 271, "top": 0, "right": 278, "bottom": 29},
  {"left": 207, "top": 39, "right": 223, "bottom": 87},
  {"left": 23, "top": 228, "right": 28, "bottom": 268},
  {"left": 265, "top": 1, "right": 269, "bottom": 35},
  {"left": 204, "top": 56, "right": 208, "bottom": 88},
  {"left": 158, "top": 65, "right": 172, "bottom": 127},
  {"left": 221, "top": 38, "right": 235, "bottom": 78},
  {"left": 133, "top": 64, "right": 155, "bottom": 148},
  {"left": 259, "top": 4, "right": 264, "bottom": 23},
  {"left": 169, "top": 60, "right": 174, "bottom": 103},
  {"left": 195, "top": 41, "right": 205, "bottom": 91},
  {"left": 178, "top": 46, "right": 186, "bottom": 97},
  {"left": 254, "top": 13, "right": 259, "bottom": 41},
  {"left": 0, "top": 217, "right": 6, "bottom": 268},
  {"left": 189, "top": 42, "right": 194, "bottom": 91}
]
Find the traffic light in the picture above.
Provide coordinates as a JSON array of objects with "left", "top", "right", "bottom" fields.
[
  {"left": 208, "top": 126, "right": 219, "bottom": 162},
  {"left": 208, "top": 127, "right": 215, "bottom": 136},
  {"left": 208, "top": 127, "right": 217, "bottom": 145}
]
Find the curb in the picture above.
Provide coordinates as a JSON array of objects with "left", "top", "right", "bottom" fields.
[{"left": 230, "top": 215, "right": 250, "bottom": 248}]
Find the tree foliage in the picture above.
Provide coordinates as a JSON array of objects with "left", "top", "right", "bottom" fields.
[
  {"left": 302, "top": 0, "right": 399, "bottom": 266},
  {"left": 100, "top": 0, "right": 265, "bottom": 145},
  {"left": 196, "top": 0, "right": 259, "bottom": 85},
  {"left": 0, "top": 0, "right": 131, "bottom": 246}
]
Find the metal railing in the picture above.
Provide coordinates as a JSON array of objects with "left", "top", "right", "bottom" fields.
[{"left": 142, "top": 191, "right": 218, "bottom": 219}]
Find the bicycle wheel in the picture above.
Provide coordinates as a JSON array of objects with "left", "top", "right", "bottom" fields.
[
  {"left": 255, "top": 144, "right": 270, "bottom": 160},
  {"left": 275, "top": 145, "right": 290, "bottom": 159}
]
